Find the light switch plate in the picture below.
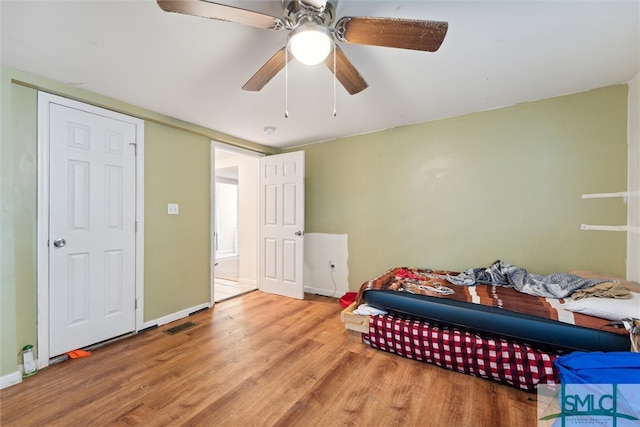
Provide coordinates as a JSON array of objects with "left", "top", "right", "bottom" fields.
[{"left": 167, "top": 203, "right": 179, "bottom": 215}]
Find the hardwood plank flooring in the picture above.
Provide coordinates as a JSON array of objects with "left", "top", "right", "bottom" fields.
[{"left": 0, "top": 291, "right": 539, "bottom": 426}]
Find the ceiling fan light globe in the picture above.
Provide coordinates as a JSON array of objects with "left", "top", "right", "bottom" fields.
[{"left": 288, "top": 29, "right": 332, "bottom": 65}]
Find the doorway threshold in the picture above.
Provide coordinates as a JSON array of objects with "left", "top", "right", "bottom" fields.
[{"left": 214, "top": 280, "right": 257, "bottom": 302}]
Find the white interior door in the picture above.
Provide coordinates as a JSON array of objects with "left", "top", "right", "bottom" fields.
[
  {"left": 258, "top": 151, "right": 305, "bottom": 299},
  {"left": 48, "top": 102, "right": 137, "bottom": 357}
]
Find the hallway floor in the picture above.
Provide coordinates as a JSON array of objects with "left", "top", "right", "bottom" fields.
[
  {"left": 214, "top": 255, "right": 256, "bottom": 302},
  {"left": 214, "top": 278, "right": 256, "bottom": 302}
]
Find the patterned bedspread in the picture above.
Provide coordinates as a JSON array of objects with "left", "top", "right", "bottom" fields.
[{"left": 357, "top": 267, "right": 627, "bottom": 335}]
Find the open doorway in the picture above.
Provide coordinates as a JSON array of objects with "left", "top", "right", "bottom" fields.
[
  {"left": 213, "top": 145, "right": 260, "bottom": 302},
  {"left": 215, "top": 168, "right": 238, "bottom": 258}
]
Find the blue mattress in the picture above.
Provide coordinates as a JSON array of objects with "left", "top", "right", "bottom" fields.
[{"left": 362, "top": 290, "right": 630, "bottom": 352}]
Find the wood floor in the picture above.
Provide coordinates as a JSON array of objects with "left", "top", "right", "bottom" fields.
[{"left": 1, "top": 291, "right": 538, "bottom": 426}]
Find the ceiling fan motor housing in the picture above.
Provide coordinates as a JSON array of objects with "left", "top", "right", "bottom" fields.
[{"left": 282, "top": 0, "right": 337, "bottom": 28}]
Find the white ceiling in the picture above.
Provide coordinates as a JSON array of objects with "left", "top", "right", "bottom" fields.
[{"left": 2, "top": 1, "right": 639, "bottom": 150}]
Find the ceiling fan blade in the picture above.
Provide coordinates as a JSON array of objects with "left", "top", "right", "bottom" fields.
[
  {"left": 335, "top": 17, "right": 448, "bottom": 52},
  {"left": 157, "top": 0, "right": 285, "bottom": 31},
  {"left": 323, "top": 45, "right": 368, "bottom": 95},
  {"left": 242, "top": 47, "right": 292, "bottom": 92}
]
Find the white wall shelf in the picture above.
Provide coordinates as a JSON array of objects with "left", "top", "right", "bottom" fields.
[
  {"left": 581, "top": 191, "right": 640, "bottom": 199},
  {"left": 579, "top": 190, "right": 639, "bottom": 233},
  {"left": 580, "top": 224, "right": 628, "bottom": 232}
]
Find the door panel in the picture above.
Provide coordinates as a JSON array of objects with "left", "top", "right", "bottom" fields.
[
  {"left": 258, "top": 151, "right": 305, "bottom": 299},
  {"left": 282, "top": 239, "right": 297, "bottom": 282},
  {"left": 49, "top": 103, "right": 137, "bottom": 357},
  {"left": 68, "top": 253, "right": 90, "bottom": 325}
]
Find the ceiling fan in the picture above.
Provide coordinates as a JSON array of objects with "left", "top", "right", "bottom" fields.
[{"left": 157, "top": 0, "right": 448, "bottom": 95}]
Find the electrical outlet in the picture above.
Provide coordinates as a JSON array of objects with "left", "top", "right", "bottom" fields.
[
  {"left": 330, "top": 260, "right": 335, "bottom": 270},
  {"left": 167, "top": 203, "right": 179, "bottom": 215}
]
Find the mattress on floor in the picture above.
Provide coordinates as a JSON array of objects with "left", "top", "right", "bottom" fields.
[
  {"left": 366, "top": 312, "right": 561, "bottom": 390},
  {"left": 359, "top": 267, "right": 630, "bottom": 352}
]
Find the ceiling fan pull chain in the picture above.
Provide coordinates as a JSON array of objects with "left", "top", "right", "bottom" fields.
[
  {"left": 333, "top": 45, "right": 337, "bottom": 117},
  {"left": 285, "top": 48, "right": 290, "bottom": 118}
]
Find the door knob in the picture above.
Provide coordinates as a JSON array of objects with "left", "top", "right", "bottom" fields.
[
  {"left": 295, "top": 230, "right": 304, "bottom": 236},
  {"left": 53, "top": 238, "right": 67, "bottom": 248}
]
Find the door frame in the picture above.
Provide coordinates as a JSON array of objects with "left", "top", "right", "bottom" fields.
[
  {"left": 36, "top": 92, "right": 145, "bottom": 368},
  {"left": 210, "top": 141, "right": 263, "bottom": 305}
]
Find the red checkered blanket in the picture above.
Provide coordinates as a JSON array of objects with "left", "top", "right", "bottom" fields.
[{"left": 367, "top": 313, "right": 561, "bottom": 390}]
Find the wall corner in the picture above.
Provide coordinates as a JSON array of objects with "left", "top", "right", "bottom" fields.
[{"left": 627, "top": 74, "right": 640, "bottom": 282}]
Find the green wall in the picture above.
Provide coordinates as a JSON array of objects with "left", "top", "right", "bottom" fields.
[
  {"left": 297, "top": 85, "right": 628, "bottom": 290},
  {"left": 0, "top": 67, "right": 271, "bottom": 377},
  {"left": 1, "top": 69, "right": 20, "bottom": 377},
  {"left": 144, "top": 122, "right": 211, "bottom": 320},
  {"left": 10, "top": 84, "right": 38, "bottom": 370}
]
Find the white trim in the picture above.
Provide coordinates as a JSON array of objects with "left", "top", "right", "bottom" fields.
[
  {"left": 627, "top": 72, "right": 640, "bottom": 282},
  {"left": 210, "top": 141, "right": 216, "bottom": 307},
  {"left": 36, "top": 92, "right": 144, "bottom": 368},
  {"left": 135, "top": 115, "right": 145, "bottom": 335},
  {"left": 36, "top": 93, "right": 52, "bottom": 369},
  {"left": 304, "top": 286, "right": 340, "bottom": 298},
  {"left": 215, "top": 176, "right": 239, "bottom": 185},
  {"left": 141, "top": 302, "right": 211, "bottom": 330},
  {"left": 213, "top": 141, "right": 264, "bottom": 158},
  {"left": 0, "top": 371, "right": 23, "bottom": 390}
]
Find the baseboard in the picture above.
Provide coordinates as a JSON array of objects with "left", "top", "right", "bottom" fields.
[
  {"left": 1, "top": 371, "right": 22, "bottom": 390},
  {"left": 304, "top": 286, "right": 341, "bottom": 298},
  {"left": 238, "top": 277, "right": 257, "bottom": 286},
  {"left": 141, "top": 302, "right": 211, "bottom": 330}
]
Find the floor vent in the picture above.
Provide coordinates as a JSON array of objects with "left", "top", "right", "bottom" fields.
[{"left": 164, "top": 321, "right": 197, "bottom": 335}]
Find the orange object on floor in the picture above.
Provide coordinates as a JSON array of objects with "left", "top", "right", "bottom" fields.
[{"left": 67, "top": 349, "right": 92, "bottom": 359}]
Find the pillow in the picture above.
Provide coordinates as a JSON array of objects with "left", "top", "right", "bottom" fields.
[{"left": 561, "top": 291, "right": 640, "bottom": 321}]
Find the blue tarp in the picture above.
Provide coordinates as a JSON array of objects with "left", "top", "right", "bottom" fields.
[{"left": 555, "top": 352, "right": 640, "bottom": 384}]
